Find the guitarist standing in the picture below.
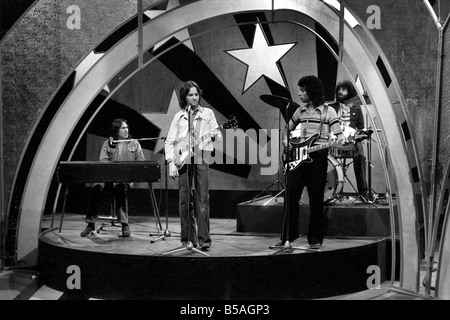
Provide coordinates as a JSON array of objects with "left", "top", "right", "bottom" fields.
[
  {"left": 164, "top": 81, "right": 222, "bottom": 251},
  {"left": 276, "top": 75, "right": 347, "bottom": 250}
]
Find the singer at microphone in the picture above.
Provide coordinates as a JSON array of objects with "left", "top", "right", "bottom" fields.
[{"left": 164, "top": 80, "right": 220, "bottom": 251}]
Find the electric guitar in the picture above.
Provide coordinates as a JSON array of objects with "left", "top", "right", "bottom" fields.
[
  {"left": 173, "top": 115, "right": 238, "bottom": 170},
  {"left": 283, "top": 132, "right": 368, "bottom": 172}
]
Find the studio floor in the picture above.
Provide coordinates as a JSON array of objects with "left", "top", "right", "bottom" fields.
[{"left": 0, "top": 211, "right": 437, "bottom": 300}]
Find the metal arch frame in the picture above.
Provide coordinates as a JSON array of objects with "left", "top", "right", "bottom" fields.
[
  {"left": 326, "top": 0, "right": 428, "bottom": 293},
  {"left": 436, "top": 160, "right": 450, "bottom": 299},
  {"left": 334, "top": 41, "right": 397, "bottom": 283},
  {"left": 431, "top": 10, "right": 450, "bottom": 300},
  {"left": 13, "top": 0, "right": 422, "bottom": 294},
  {"left": 422, "top": 1, "right": 450, "bottom": 299},
  {"left": 324, "top": 2, "right": 422, "bottom": 291}
]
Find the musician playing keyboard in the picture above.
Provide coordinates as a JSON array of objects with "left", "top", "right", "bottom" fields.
[
  {"left": 80, "top": 118, "right": 145, "bottom": 238},
  {"left": 275, "top": 75, "right": 347, "bottom": 250}
]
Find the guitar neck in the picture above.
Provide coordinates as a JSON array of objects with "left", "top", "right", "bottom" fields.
[
  {"left": 307, "top": 139, "right": 341, "bottom": 154},
  {"left": 191, "top": 125, "right": 222, "bottom": 147}
]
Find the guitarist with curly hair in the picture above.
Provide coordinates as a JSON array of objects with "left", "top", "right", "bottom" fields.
[
  {"left": 275, "top": 75, "right": 349, "bottom": 250},
  {"left": 165, "top": 81, "right": 223, "bottom": 251}
]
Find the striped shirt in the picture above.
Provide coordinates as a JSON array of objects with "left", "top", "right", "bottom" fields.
[{"left": 289, "top": 104, "right": 343, "bottom": 145}]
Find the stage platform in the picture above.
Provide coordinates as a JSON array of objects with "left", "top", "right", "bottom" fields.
[
  {"left": 38, "top": 212, "right": 392, "bottom": 300},
  {"left": 236, "top": 194, "right": 395, "bottom": 237}
]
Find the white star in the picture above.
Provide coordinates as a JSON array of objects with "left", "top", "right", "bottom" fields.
[
  {"left": 226, "top": 24, "right": 296, "bottom": 92},
  {"left": 144, "top": 0, "right": 194, "bottom": 51},
  {"left": 142, "top": 89, "right": 180, "bottom": 154}
]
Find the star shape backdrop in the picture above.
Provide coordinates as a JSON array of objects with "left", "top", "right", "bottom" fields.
[
  {"left": 226, "top": 23, "right": 297, "bottom": 93},
  {"left": 143, "top": 88, "right": 180, "bottom": 154}
]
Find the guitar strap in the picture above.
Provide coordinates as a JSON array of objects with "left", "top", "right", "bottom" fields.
[
  {"left": 300, "top": 105, "right": 329, "bottom": 139},
  {"left": 194, "top": 115, "right": 201, "bottom": 140},
  {"left": 319, "top": 104, "right": 329, "bottom": 140},
  {"left": 191, "top": 112, "right": 201, "bottom": 153},
  {"left": 188, "top": 110, "right": 200, "bottom": 139}
]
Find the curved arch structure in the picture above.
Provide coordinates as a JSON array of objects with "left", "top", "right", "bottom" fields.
[
  {"left": 435, "top": 160, "right": 450, "bottom": 299},
  {"left": 9, "top": 0, "right": 424, "bottom": 293}
]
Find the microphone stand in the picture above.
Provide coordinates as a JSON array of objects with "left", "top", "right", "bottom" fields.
[
  {"left": 151, "top": 137, "right": 171, "bottom": 242},
  {"left": 250, "top": 107, "right": 285, "bottom": 204},
  {"left": 270, "top": 102, "right": 294, "bottom": 252},
  {"left": 107, "top": 135, "right": 166, "bottom": 241},
  {"left": 163, "top": 105, "right": 208, "bottom": 256},
  {"left": 366, "top": 129, "right": 379, "bottom": 205}
]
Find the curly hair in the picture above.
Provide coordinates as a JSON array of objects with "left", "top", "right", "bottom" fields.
[
  {"left": 178, "top": 80, "right": 203, "bottom": 109},
  {"left": 335, "top": 80, "right": 358, "bottom": 100},
  {"left": 297, "top": 75, "right": 325, "bottom": 107}
]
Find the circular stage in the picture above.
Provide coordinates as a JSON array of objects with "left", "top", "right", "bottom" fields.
[{"left": 38, "top": 214, "right": 388, "bottom": 300}]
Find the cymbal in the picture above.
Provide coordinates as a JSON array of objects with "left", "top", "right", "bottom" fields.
[
  {"left": 260, "top": 94, "right": 300, "bottom": 110},
  {"left": 260, "top": 95, "right": 299, "bottom": 122}
]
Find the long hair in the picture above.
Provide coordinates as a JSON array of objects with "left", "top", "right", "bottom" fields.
[
  {"left": 178, "top": 80, "right": 203, "bottom": 109},
  {"left": 110, "top": 118, "right": 131, "bottom": 139},
  {"left": 297, "top": 75, "right": 325, "bottom": 107},
  {"left": 335, "top": 80, "right": 358, "bottom": 100}
]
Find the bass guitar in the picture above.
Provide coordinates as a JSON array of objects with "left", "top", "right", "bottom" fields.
[
  {"left": 283, "top": 131, "right": 368, "bottom": 172},
  {"left": 173, "top": 115, "right": 238, "bottom": 170}
]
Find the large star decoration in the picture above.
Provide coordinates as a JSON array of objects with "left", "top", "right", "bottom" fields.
[
  {"left": 226, "top": 23, "right": 296, "bottom": 92},
  {"left": 144, "top": 0, "right": 194, "bottom": 52},
  {"left": 142, "top": 89, "right": 180, "bottom": 154}
]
